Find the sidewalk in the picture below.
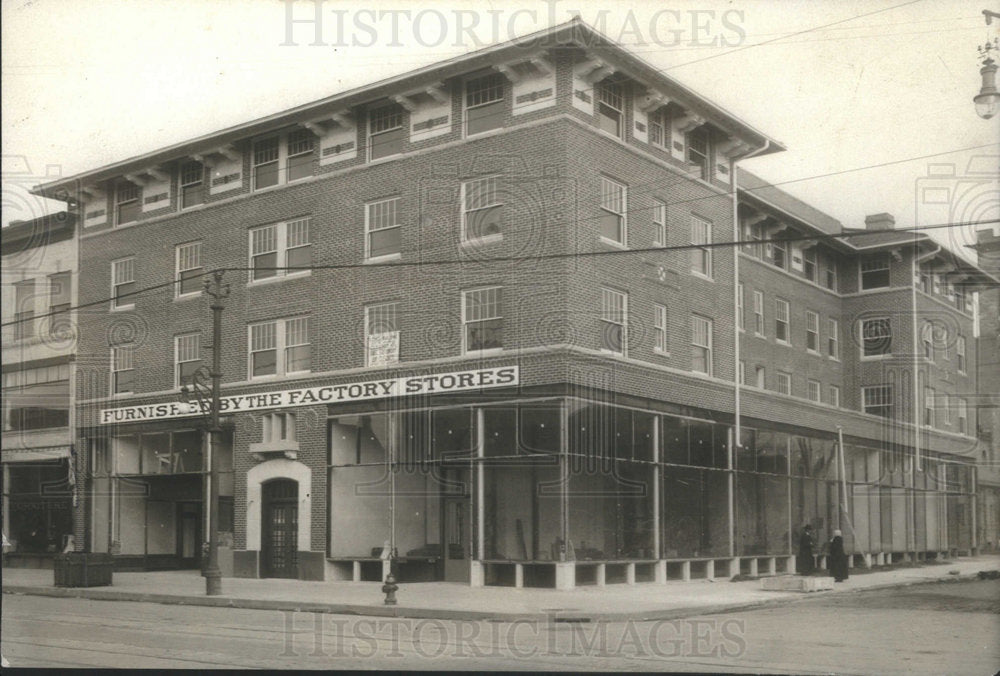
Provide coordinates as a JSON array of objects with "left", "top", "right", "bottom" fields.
[{"left": 3, "top": 556, "right": 998, "bottom": 622}]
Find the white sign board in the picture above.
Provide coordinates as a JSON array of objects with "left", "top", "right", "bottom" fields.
[
  {"left": 100, "top": 365, "right": 518, "bottom": 425},
  {"left": 367, "top": 331, "right": 399, "bottom": 367}
]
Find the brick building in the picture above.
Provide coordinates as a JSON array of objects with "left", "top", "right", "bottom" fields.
[{"left": 30, "top": 20, "right": 996, "bottom": 587}]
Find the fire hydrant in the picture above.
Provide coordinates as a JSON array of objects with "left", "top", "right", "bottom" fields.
[{"left": 382, "top": 573, "right": 399, "bottom": 606}]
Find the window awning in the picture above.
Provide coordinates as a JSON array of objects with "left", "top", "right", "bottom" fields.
[{"left": 1, "top": 445, "right": 71, "bottom": 463}]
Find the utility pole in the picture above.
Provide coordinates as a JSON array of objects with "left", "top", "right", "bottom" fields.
[{"left": 203, "top": 270, "right": 229, "bottom": 596}]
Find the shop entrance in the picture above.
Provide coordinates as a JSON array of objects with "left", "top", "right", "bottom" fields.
[
  {"left": 442, "top": 495, "right": 471, "bottom": 583},
  {"left": 262, "top": 479, "right": 298, "bottom": 579},
  {"left": 175, "top": 502, "right": 202, "bottom": 568}
]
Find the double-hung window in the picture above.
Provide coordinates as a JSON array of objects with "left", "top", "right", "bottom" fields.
[
  {"left": 654, "top": 304, "right": 668, "bottom": 352},
  {"left": 253, "top": 137, "right": 280, "bottom": 190},
  {"left": 462, "top": 176, "right": 502, "bottom": 241},
  {"left": 112, "top": 258, "right": 136, "bottom": 309},
  {"left": 115, "top": 180, "right": 141, "bottom": 226},
  {"left": 690, "top": 215, "right": 712, "bottom": 277},
  {"left": 861, "top": 317, "right": 891, "bottom": 357},
  {"left": 827, "top": 318, "right": 840, "bottom": 359},
  {"left": 179, "top": 160, "right": 205, "bottom": 208},
  {"left": 249, "top": 218, "right": 311, "bottom": 282},
  {"left": 653, "top": 199, "right": 666, "bottom": 246},
  {"left": 771, "top": 239, "right": 787, "bottom": 270},
  {"left": 599, "top": 177, "right": 627, "bottom": 244},
  {"left": 649, "top": 108, "right": 669, "bottom": 148},
  {"left": 13, "top": 279, "right": 35, "bottom": 341},
  {"left": 249, "top": 316, "right": 311, "bottom": 378},
  {"left": 686, "top": 126, "right": 711, "bottom": 180},
  {"left": 365, "top": 302, "right": 399, "bottom": 366},
  {"left": 957, "top": 335, "right": 967, "bottom": 373},
  {"left": 755, "top": 366, "right": 765, "bottom": 388},
  {"left": 253, "top": 132, "right": 315, "bottom": 189},
  {"left": 286, "top": 129, "right": 316, "bottom": 182},
  {"left": 369, "top": 104, "right": 405, "bottom": 161},
  {"left": 175, "top": 333, "right": 201, "bottom": 388},
  {"left": 863, "top": 385, "right": 892, "bottom": 418},
  {"left": 737, "top": 283, "right": 745, "bottom": 331},
  {"left": 776, "top": 372, "right": 792, "bottom": 395},
  {"left": 597, "top": 80, "right": 624, "bottom": 138},
  {"left": 808, "top": 379, "right": 821, "bottom": 402},
  {"left": 828, "top": 385, "right": 840, "bottom": 407},
  {"left": 463, "top": 287, "right": 503, "bottom": 353},
  {"left": 753, "top": 290, "right": 765, "bottom": 336},
  {"left": 176, "top": 241, "right": 203, "bottom": 297},
  {"left": 860, "top": 254, "right": 891, "bottom": 289},
  {"left": 775, "top": 299, "right": 790, "bottom": 344},
  {"left": 366, "top": 197, "right": 402, "bottom": 259},
  {"left": 825, "top": 263, "right": 837, "bottom": 291},
  {"left": 691, "top": 314, "right": 713, "bottom": 375},
  {"left": 803, "top": 248, "right": 817, "bottom": 282},
  {"left": 465, "top": 73, "right": 505, "bottom": 136},
  {"left": 112, "top": 344, "right": 135, "bottom": 394},
  {"left": 922, "top": 321, "right": 934, "bottom": 361},
  {"left": 939, "top": 393, "right": 950, "bottom": 427},
  {"left": 923, "top": 386, "right": 935, "bottom": 427},
  {"left": 957, "top": 399, "right": 968, "bottom": 434},
  {"left": 600, "top": 288, "right": 627, "bottom": 355},
  {"left": 805, "top": 310, "right": 819, "bottom": 352}
]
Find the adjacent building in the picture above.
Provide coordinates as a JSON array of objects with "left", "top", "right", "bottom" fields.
[{"left": 27, "top": 20, "right": 997, "bottom": 587}]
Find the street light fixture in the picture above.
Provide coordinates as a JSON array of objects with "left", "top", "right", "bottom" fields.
[{"left": 974, "top": 10, "right": 1000, "bottom": 120}]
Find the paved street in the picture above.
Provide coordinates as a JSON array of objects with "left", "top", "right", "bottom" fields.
[{"left": 3, "top": 579, "right": 997, "bottom": 672}]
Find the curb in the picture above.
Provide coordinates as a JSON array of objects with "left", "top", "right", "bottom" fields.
[{"left": 2, "top": 571, "right": 989, "bottom": 622}]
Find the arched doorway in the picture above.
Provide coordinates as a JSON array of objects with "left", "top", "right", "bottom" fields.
[{"left": 262, "top": 479, "right": 298, "bottom": 578}]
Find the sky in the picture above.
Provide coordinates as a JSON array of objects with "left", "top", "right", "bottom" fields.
[{"left": 2, "top": 0, "right": 998, "bottom": 262}]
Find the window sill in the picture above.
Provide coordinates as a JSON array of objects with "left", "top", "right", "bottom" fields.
[
  {"left": 174, "top": 292, "right": 201, "bottom": 302},
  {"left": 806, "top": 349, "right": 820, "bottom": 356},
  {"left": 463, "top": 348, "right": 504, "bottom": 357},
  {"left": 860, "top": 354, "right": 892, "bottom": 361},
  {"left": 364, "top": 253, "right": 402, "bottom": 264},
  {"left": 247, "top": 271, "right": 311, "bottom": 287},
  {"left": 599, "top": 236, "right": 628, "bottom": 249},
  {"left": 690, "top": 271, "right": 714, "bottom": 282},
  {"left": 111, "top": 305, "right": 135, "bottom": 312},
  {"left": 461, "top": 234, "right": 503, "bottom": 247},
  {"left": 775, "top": 339, "right": 791, "bottom": 347}
]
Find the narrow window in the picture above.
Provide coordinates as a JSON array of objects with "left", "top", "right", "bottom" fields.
[
  {"left": 597, "top": 80, "right": 624, "bottom": 138},
  {"left": 686, "top": 126, "right": 711, "bottom": 180},
  {"left": 600, "top": 288, "right": 627, "bottom": 355},
  {"left": 755, "top": 366, "right": 765, "bottom": 388},
  {"left": 653, "top": 199, "right": 666, "bottom": 246},
  {"left": 366, "top": 197, "right": 402, "bottom": 259},
  {"left": 691, "top": 314, "right": 713, "bottom": 375},
  {"left": 176, "top": 241, "right": 203, "bottom": 297},
  {"left": 286, "top": 129, "right": 316, "bottom": 182},
  {"left": 253, "top": 137, "right": 280, "bottom": 190},
  {"left": 47, "top": 272, "right": 71, "bottom": 335},
  {"left": 465, "top": 73, "right": 505, "bottom": 136},
  {"left": 112, "top": 345, "right": 135, "bottom": 394},
  {"left": 772, "top": 239, "right": 787, "bottom": 270},
  {"left": 250, "top": 322, "right": 277, "bottom": 377},
  {"left": 365, "top": 302, "right": 399, "bottom": 366},
  {"left": 806, "top": 310, "right": 819, "bottom": 352},
  {"left": 462, "top": 177, "right": 502, "bottom": 241},
  {"left": 923, "top": 387, "right": 935, "bottom": 427},
  {"left": 958, "top": 399, "right": 968, "bottom": 434},
  {"left": 776, "top": 371, "right": 791, "bottom": 395},
  {"left": 827, "top": 318, "right": 840, "bottom": 359},
  {"left": 175, "top": 333, "right": 201, "bottom": 387},
  {"left": 599, "top": 177, "right": 627, "bottom": 244},
  {"left": 957, "top": 335, "right": 966, "bottom": 373},
  {"left": 112, "top": 258, "right": 136, "bottom": 309},
  {"left": 13, "top": 279, "right": 36, "bottom": 340},
  {"left": 753, "top": 290, "right": 764, "bottom": 336},
  {"left": 179, "top": 160, "right": 205, "bottom": 208},
  {"left": 862, "top": 318, "right": 892, "bottom": 357},
  {"left": 115, "top": 180, "right": 141, "bottom": 226},
  {"left": 803, "top": 248, "right": 817, "bottom": 282},
  {"left": 250, "top": 224, "right": 278, "bottom": 281},
  {"left": 690, "top": 215, "right": 712, "bottom": 277},
  {"left": 737, "top": 283, "right": 745, "bottom": 331},
  {"left": 464, "top": 287, "right": 503, "bottom": 353},
  {"left": 775, "top": 299, "right": 790, "bottom": 344},
  {"left": 369, "top": 104, "right": 405, "bottom": 161},
  {"left": 808, "top": 379, "right": 821, "bottom": 402},
  {"left": 829, "top": 385, "right": 840, "bottom": 408},
  {"left": 654, "top": 304, "right": 668, "bottom": 352}
]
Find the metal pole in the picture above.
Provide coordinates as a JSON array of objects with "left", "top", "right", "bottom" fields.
[{"left": 203, "top": 270, "right": 228, "bottom": 596}]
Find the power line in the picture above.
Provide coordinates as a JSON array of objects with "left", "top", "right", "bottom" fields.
[{"left": 5, "top": 218, "right": 995, "bottom": 329}]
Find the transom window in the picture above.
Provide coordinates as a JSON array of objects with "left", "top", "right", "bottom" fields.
[
  {"left": 365, "top": 302, "right": 399, "bottom": 366},
  {"left": 690, "top": 215, "right": 712, "bottom": 277},
  {"left": 861, "top": 317, "right": 892, "bottom": 357},
  {"left": 775, "top": 299, "right": 790, "bottom": 343},
  {"left": 249, "top": 218, "right": 311, "bottom": 282},
  {"left": 465, "top": 73, "right": 505, "bottom": 136},
  {"left": 599, "top": 177, "right": 627, "bottom": 244},
  {"left": 369, "top": 104, "right": 405, "bottom": 160},
  {"left": 112, "top": 344, "right": 135, "bottom": 394},
  {"left": 175, "top": 333, "right": 202, "bottom": 388},
  {"left": 863, "top": 385, "right": 893, "bottom": 418},
  {"left": 805, "top": 310, "right": 819, "bottom": 352},
  {"left": 463, "top": 287, "right": 503, "bottom": 353},
  {"left": 249, "top": 316, "right": 311, "bottom": 378},
  {"left": 691, "top": 314, "right": 713, "bottom": 375},
  {"left": 462, "top": 176, "right": 502, "bottom": 241},
  {"left": 179, "top": 160, "right": 205, "bottom": 208},
  {"left": 112, "top": 258, "right": 136, "bottom": 309},
  {"left": 860, "top": 253, "right": 891, "bottom": 289},
  {"left": 115, "top": 181, "right": 141, "bottom": 226},
  {"left": 600, "top": 288, "right": 627, "bottom": 355},
  {"left": 366, "top": 197, "right": 402, "bottom": 259},
  {"left": 176, "top": 241, "right": 203, "bottom": 297},
  {"left": 597, "top": 79, "right": 624, "bottom": 138}
]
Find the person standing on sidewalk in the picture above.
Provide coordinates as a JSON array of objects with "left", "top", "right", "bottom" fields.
[
  {"left": 797, "top": 524, "right": 815, "bottom": 575},
  {"left": 829, "top": 530, "right": 849, "bottom": 582}
]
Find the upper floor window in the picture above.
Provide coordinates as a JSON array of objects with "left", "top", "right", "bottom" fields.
[
  {"left": 923, "top": 386, "right": 935, "bottom": 427},
  {"left": 653, "top": 199, "right": 666, "bottom": 246},
  {"left": 807, "top": 379, "right": 821, "bottom": 402},
  {"left": 803, "top": 248, "right": 817, "bottom": 282},
  {"left": 249, "top": 316, "right": 311, "bottom": 378},
  {"left": 249, "top": 218, "right": 311, "bottom": 282},
  {"left": 599, "top": 177, "right": 627, "bottom": 245},
  {"left": 465, "top": 73, "right": 505, "bottom": 136},
  {"left": 112, "top": 344, "right": 135, "bottom": 394},
  {"left": 690, "top": 215, "right": 712, "bottom": 278},
  {"left": 805, "top": 310, "right": 819, "bottom": 352},
  {"left": 253, "top": 137, "right": 280, "bottom": 190},
  {"left": 115, "top": 180, "right": 141, "bottom": 226},
  {"left": 175, "top": 333, "right": 202, "bottom": 388},
  {"left": 776, "top": 371, "right": 792, "bottom": 396},
  {"left": 366, "top": 197, "right": 402, "bottom": 259},
  {"left": 2, "top": 364, "right": 70, "bottom": 432},
  {"left": 462, "top": 176, "right": 502, "bottom": 241},
  {"left": 463, "top": 287, "right": 503, "bottom": 353},
  {"left": 753, "top": 290, "right": 765, "bottom": 336},
  {"left": 829, "top": 385, "right": 840, "bottom": 408},
  {"left": 286, "top": 129, "right": 316, "bottom": 182},
  {"left": 861, "top": 317, "right": 891, "bottom": 357},
  {"left": 860, "top": 253, "right": 891, "bottom": 289},
  {"left": 775, "top": 298, "right": 790, "bottom": 344},
  {"left": 112, "top": 258, "right": 136, "bottom": 310},
  {"left": 365, "top": 302, "right": 399, "bottom": 367},
  {"left": 921, "top": 321, "right": 934, "bottom": 361},
  {"left": 863, "top": 384, "right": 892, "bottom": 418},
  {"left": 919, "top": 269, "right": 932, "bottom": 294},
  {"left": 179, "top": 160, "right": 205, "bottom": 209},
  {"left": 737, "top": 283, "right": 745, "bottom": 331},
  {"left": 597, "top": 80, "right": 624, "bottom": 138},
  {"left": 691, "top": 314, "right": 713, "bottom": 375},
  {"left": 369, "top": 104, "right": 405, "bottom": 161},
  {"left": 957, "top": 335, "right": 967, "bottom": 373},
  {"left": 824, "top": 260, "right": 838, "bottom": 291},
  {"left": 13, "top": 279, "right": 36, "bottom": 341},
  {"left": 176, "top": 241, "right": 203, "bottom": 297},
  {"left": 686, "top": 126, "right": 711, "bottom": 181},
  {"left": 48, "top": 272, "right": 71, "bottom": 335},
  {"left": 654, "top": 303, "right": 668, "bottom": 353},
  {"left": 827, "top": 318, "right": 840, "bottom": 359},
  {"left": 754, "top": 365, "right": 765, "bottom": 388},
  {"left": 600, "top": 288, "right": 627, "bottom": 355},
  {"left": 957, "top": 398, "right": 968, "bottom": 434},
  {"left": 771, "top": 239, "right": 787, "bottom": 270}
]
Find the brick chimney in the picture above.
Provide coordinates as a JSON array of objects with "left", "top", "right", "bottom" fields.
[{"left": 864, "top": 213, "right": 895, "bottom": 231}]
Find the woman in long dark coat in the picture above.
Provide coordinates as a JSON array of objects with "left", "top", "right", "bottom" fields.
[
  {"left": 797, "top": 524, "right": 815, "bottom": 575},
  {"left": 829, "top": 529, "right": 849, "bottom": 582}
]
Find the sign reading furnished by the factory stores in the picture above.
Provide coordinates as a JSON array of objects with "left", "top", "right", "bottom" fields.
[{"left": 99, "top": 365, "right": 518, "bottom": 425}]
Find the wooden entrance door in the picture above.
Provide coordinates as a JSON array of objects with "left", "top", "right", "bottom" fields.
[{"left": 262, "top": 479, "right": 298, "bottom": 579}]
